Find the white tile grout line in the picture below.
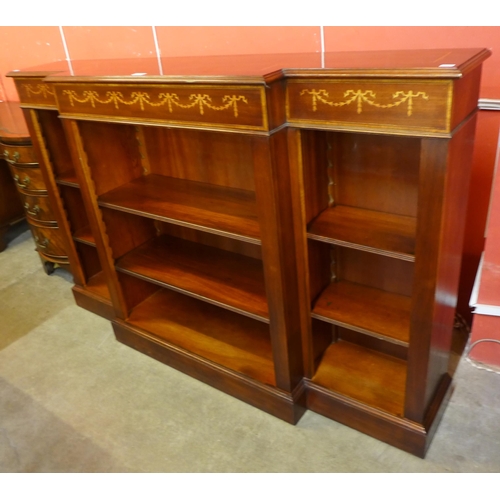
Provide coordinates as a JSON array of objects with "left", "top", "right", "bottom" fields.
[
  {"left": 152, "top": 26, "right": 163, "bottom": 76},
  {"left": 0, "top": 79, "right": 6, "bottom": 102},
  {"left": 59, "top": 26, "right": 74, "bottom": 76},
  {"left": 51, "top": 27, "right": 325, "bottom": 76},
  {"left": 320, "top": 26, "right": 325, "bottom": 68}
]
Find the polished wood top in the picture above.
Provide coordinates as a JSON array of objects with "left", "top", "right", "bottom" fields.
[
  {"left": 0, "top": 101, "right": 30, "bottom": 143},
  {"left": 7, "top": 48, "right": 491, "bottom": 83}
]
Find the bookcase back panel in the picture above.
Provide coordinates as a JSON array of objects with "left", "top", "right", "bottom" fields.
[
  {"left": 75, "top": 241, "right": 102, "bottom": 281},
  {"left": 158, "top": 223, "right": 262, "bottom": 260},
  {"left": 143, "top": 127, "right": 256, "bottom": 192},
  {"left": 77, "top": 121, "right": 144, "bottom": 196},
  {"left": 331, "top": 132, "right": 420, "bottom": 218},
  {"left": 101, "top": 208, "right": 157, "bottom": 260},
  {"left": 118, "top": 270, "right": 160, "bottom": 314},
  {"left": 36, "top": 110, "right": 74, "bottom": 179},
  {"left": 336, "top": 246, "right": 414, "bottom": 297},
  {"left": 299, "top": 130, "right": 331, "bottom": 225},
  {"left": 308, "top": 242, "right": 414, "bottom": 299},
  {"left": 59, "top": 185, "right": 89, "bottom": 235}
]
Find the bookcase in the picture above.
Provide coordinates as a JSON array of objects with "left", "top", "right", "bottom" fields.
[{"left": 10, "top": 48, "right": 490, "bottom": 457}]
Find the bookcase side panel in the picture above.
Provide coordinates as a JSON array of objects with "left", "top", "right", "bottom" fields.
[
  {"left": 23, "top": 109, "right": 83, "bottom": 282},
  {"left": 423, "top": 116, "right": 477, "bottom": 411},
  {"left": 61, "top": 118, "right": 129, "bottom": 319}
]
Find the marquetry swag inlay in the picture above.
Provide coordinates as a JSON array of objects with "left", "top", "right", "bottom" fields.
[
  {"left": 300, "top": 89, "right": 430, "bottom": 116},
  {"left": 23, "top": 84, "right": 55, "bottom": 98},
  {"left": 61, "top": 90, "right": 249, "bottom": 117}
]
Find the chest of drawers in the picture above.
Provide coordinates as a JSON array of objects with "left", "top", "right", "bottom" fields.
[{"left": 0, "top": 101, "right": 68, "bottom": 273}]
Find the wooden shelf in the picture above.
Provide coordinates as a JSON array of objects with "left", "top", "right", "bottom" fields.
[
  {"left": 311, "top": 340, "right": 407, "bottom": 416},
  {"left": 56, "top": 172, "right": 80, "bottom": 188},
  {"left": 99, "top": 174, "right": 261, "bottom": 244},
  {"left": 86, "top": 270, "right": 111, "bottom": 301},
  {"left": 73, "top": 225, "right": 96, "bottom": 246},
  {"left": 312, "top": 281, "right": 411, "bottom": 346},
  {"left": 127, "top": 288, "right": 275, "bottom": 386},
  {"left": 307, "top": 205, "right": 416, "bottom": 261},
  {"left": 116, "top": 234, "right": 269, "bottom": 322}
]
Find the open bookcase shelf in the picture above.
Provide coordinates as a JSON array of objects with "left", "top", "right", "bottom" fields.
[
  {"left": 55, "top": 172, "right": 79, "bottom": 188},
  {"left": 98, "top": 174, "right": 261, "bottom": 244},
  {"left": 125, "top": 288, "right": 275, "bottom": 386},
  {"left": 116, "top": 234, "right": 269, "bottom": 322},
  {"left": 307, "top": 205, "right": 416, "bottom": 261},
  {"left": 311, "top": 280, "right": 411, "bottom": 346},
  {"left": 311, "top": 340, "right": 407, "bottom": 417},
  {"left": 73, "top": 225, "right": 95, "bottom": 246}
]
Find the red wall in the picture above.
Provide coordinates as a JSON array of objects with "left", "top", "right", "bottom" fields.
[
  {"left": 1, "top": 26, "right": 499, "bottom": 359},
  {"left": 1, "top": 27, "right": 500, "bottom": 101}
]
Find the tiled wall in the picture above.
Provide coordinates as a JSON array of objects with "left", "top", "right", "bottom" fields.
[
  {"left": 1, "top": 26, "right": 500, "bottom": 101},
  {"left": 0, "top": 26, "right": 322, "bottom": 101}
]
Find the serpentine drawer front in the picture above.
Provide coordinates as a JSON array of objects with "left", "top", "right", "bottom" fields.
[
  {"left": 20, "top": 192, "right": 56, "bottom": 224},
  {"left": 29, "top": 223, "right": 67, "bottom": 259},
  {"left": 8, "top": 163, "right": 46, "bottom": 193},
  {"left": 2, "top": 143, "right": 38, "bottom": 164}
]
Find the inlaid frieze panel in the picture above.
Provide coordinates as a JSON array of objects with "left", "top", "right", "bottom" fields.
[
  {"left": 54, "top": 84, "right": 268, "bottom": 132},
  {"left": 287, "top": 79, "right": 453, "bottom": 134}
]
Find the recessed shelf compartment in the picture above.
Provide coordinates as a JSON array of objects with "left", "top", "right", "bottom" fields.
[
  {"left": 307, "top": 242, "right": 413, "bottom": 349},
  {"left": 126, "top": 287, "right": 275, "bottom": 386},
  {"left": 307, "top": 205, "right": 416, "bottom": 261},
  {"left": 311, "top": 340, "right": 407, "bottom": 417},
  {"left": 86, "top": 270, "right": 111, "bottom": 301},
  {"left": 73, "top": 225, "right": 95, "bottom": 246},
  {"left": 58, "top": 184, "right": 93, "bottom": 245},
  {"left": 74, "top": 241, "right": 109, "bottom": 300},
  {"left": 98, "top": 174, "right": 261, "bottom": 244},
  {"left": 312, "top": 281, "right": 411, "bottom": 346},
  {"left": 301, "top": 130, "right": 419, "bottom": 261},
  {"left": 116, "top": 234, "right": 269, "bottom": 322}
]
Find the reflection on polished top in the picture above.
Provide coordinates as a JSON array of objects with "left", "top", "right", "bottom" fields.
[
  {"left": 8, "top": 48, "right": 491, "bottom": 138},
  {"left": 8, "top": 48, "right": 491, "bottom": 82},
  {"left": 0, "top": 102, "right": 29, "bottom": 143}
]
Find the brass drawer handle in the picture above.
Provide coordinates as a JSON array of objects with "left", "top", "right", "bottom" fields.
[
  {"left": 13, "top": 174, "right": 30, "bottom": 189},
  {"left": 24, "top": 202, "right": 41, "bottom": 217},
  {"left": 3, "top": 150, "right": 20, "bottom": 164},
  {"left": 34, "top": 236, "right": 49, "bottom": 249}
]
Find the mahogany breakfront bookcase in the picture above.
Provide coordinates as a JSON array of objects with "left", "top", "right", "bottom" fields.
[{"left": 9, "top": 48, "right": 490, "bottom": 457}]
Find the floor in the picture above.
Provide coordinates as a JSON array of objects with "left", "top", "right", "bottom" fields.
[{"left": 1, "top": 221, "right": 500, "bottom": 473}]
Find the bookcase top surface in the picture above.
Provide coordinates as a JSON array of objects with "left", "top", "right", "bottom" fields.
[{"left": 8, "top": 48, "right": 490, "bottom": 83}]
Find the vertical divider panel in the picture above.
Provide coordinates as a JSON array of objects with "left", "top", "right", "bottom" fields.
[
  {"left": 287, "top": 127, "right": 316, "bottom": 379},
  {"left": 252, "top": 129, "right": 305, "bottom": 397},
  {"left": 61, "top": 118, "right": 128, "bottom": 320},
  {"left": 405, "top": 136, "right": 448, "bottom": 423}
]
